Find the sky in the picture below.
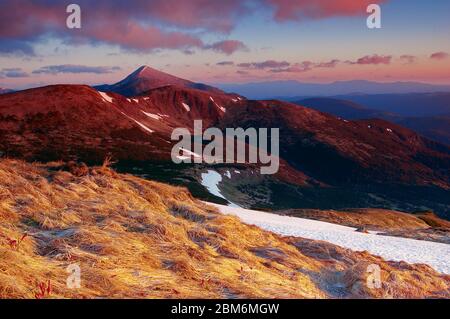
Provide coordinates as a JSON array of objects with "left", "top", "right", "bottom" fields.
[{"left": 0, "top": 0, "right": 449, "bottom": 90}]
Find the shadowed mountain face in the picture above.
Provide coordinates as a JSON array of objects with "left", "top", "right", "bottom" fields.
[
  {"left": 396, "top": 116, "right": 450, "bottom": 146},
  {"left": 296, "top": 97, "right": 450, "bottom": 145},
  {"left": 0, "top": 88, "right": 13, "bottom": 94},
  {"left": 220, "top": 100, "right": 450, "bottom": 186},
  {"left": 95, "top": 66, "right": 224, "bottom": 97},
  {"left": 1, "top": 67, "right": 449, "bottom": 218}
]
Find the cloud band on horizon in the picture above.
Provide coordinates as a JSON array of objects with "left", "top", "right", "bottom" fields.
[{"left": 32, "top": 65, "right": 122, "bottom": 75}]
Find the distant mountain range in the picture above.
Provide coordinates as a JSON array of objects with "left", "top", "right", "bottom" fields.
[
  {"left": 330, "top": 93, "right": 450, "bottom": 117},
  {"left": 1, "top": 67, "right": 449, "bottom": 217},
  {"left": 295, "top": 96, "right": 450, "bottom": 145},
  {"left": 217, "top": 80, "right": 450, "bottom": 99},
  {"left": 219, "top": 78, "right": 450, "bottom": 145}
]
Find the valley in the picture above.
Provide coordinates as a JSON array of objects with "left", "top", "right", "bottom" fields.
[
  {"left": 0, "top": 66, "right": 449, "bottom": 298},
  {"left": 1, "top": 66, "right": 449, "bottom": 219}
]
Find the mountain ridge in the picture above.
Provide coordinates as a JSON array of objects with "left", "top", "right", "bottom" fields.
[
  {"left": 1, "top": 68, "right": 449, "bottom": 217},
  {"left": 296, "top": 97, "right": 450, "bottom": 145}
]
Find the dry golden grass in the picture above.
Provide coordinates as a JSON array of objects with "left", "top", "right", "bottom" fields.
[
  {"left": 0, "top": 159, "right": 448, "bottom": 299},
  {"left": 412, "top": 211, "right": 450, "bottom": 229},
  {"left": 281, "top": 208, "right": 434, "bottom": 231}
]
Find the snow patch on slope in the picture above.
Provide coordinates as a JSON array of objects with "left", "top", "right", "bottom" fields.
[
  {"left": 180, "top": 147, "right": 201, "bottom": 158},
  {"left": 141, "top": 111, "right": 162, "bottom": 120},
  {"left": 99, "top": 92, "right": 114, "bottom": 103},
  {"left": 201, "top": 170, "right": 240, "bottom": 208},
  {"left": 175, "top": 147, "right": 201, "bottom": 161},
  {"left": 119, "top": 111, "right": 154, "bottom": 134},
  {"left": 217, "top": 105, "right": 226, "bottom": 113},
  {"left": 209, "top": 96, "right": 226, "bottom": 113},
  {"left": 133, "top": 120, "right": 154, "bottom": 133},
  {"left": 211, "top": 204, "right": 450, "bottom": 274},
  {"left": 182, "top": 102, "right": 191, "bottom": 112}
]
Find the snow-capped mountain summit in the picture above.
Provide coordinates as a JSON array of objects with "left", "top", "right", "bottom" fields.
[{"left": 95, "top": 65, "right": 223, "bottom": 97}]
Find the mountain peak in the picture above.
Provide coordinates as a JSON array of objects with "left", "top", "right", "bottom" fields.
[
  {"left": 137, "top": 65, "right": 150, "bottom": 72},
  {"left": 128, "top": 65, "right": 166, "bottom": 80},
  {"left": 95, "top": 66, "right": 224, "bottom": 97}
]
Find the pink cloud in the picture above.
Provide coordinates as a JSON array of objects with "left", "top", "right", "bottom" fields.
[
  {"left": 86, "top": 21, "right": 203, "bottom": 51},
  {"left": 315, "top": 59, "right": 340, "bottom": 68},
  {"left": 217, "top": 61, "right": 235, "bottom": 66},
  {"left": 399, "top": 55, "right": 417, "bottom": 64},
  {"left": 249, "top": 59, "right": 340, "bottom": 73},
  {"left": 138, "top": 0, "right": 248, "bottom": 33},
  {"left": 0, "top": 0, "right": 247, "bottom": 36},
  {"left": 0, "top": 0, "right": 396, "bottom": 56},
  {"left": 269, "top": 61, "right": 314, "bottom": 73},
  {"left": 430, "top": 52, "right": 449, "bottom": 60},
  {"left": 238, "top": 60, "right": 290, "bottom": 69},
  {"left": 0, "top": 0, "right": 249, "bottom": 55},
  {"left": 346, "top": 54, "right": 392, "bottom": 65},
  {"left": 207, "top": 40, "right": 248, "bottom": 55},
  {"left": 265, "top": 0, "right": 389, "bottom": 22}
]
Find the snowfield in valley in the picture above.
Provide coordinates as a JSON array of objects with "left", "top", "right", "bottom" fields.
[{"left": 210, "top": 203, "right": 450, "bottom": 274}]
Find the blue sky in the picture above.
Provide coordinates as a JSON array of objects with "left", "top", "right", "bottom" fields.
[{"left": 0, "top": 0, "right": 449, "bottom": 89}]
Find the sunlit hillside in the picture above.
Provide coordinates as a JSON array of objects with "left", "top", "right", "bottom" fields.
[{"left": 0, "top": 159, "right": 448, "bottom": 299}]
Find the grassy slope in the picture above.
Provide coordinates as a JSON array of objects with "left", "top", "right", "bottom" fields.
[{"left": 0, "top": 159, "right": 448, "bottom": 299}]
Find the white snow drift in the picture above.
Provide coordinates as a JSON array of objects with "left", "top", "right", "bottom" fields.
[
  {"left": 118, "top": 111, "right": 154, "bottom": 134},
  {"left": 211, "top": 203, "right": 450, "bottom": 274},
  {"left": 182, "top": 102, "right": 191, "bottom": 112},
  {"left": 99, "top": 92, "right": 114, "bottom": 104},
  {"left": 141, "top": 111, "right": 162, "bottom": 120},
  {"left": 201, "top": 170, "right": 240, "bottom": 208}
]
